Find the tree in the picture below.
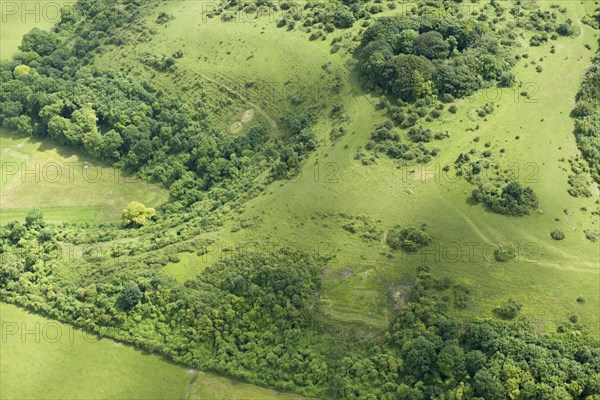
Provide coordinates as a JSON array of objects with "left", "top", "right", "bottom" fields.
[
  {"left": 437, "top": 343, "right": 466, "bottom": 380},
  {"left": 121, "top": 202, "right": 156, "bottom": 228},
  {"left": 47, "top": 115, "right": 75, "bottom": 144},
  {"left": 119, "top": 282, "right": 142, "bottom": 310},
  {"left": 473, "top": 369, "right": 506, "bottom": 399},
  {"left": 25, "top": 208, "right": 45, "bottom": 229},
  {"left": 4, "top": 115, "right": 33, "bottom": 136},
  {"left": 392, "top": 29, "right": 419, "bottom": 54},
  {"left": 71, "top": 106, "right": 98, "bottom": 138},
  {"left": 13, "top": 64, "right": 31, "bottom": 77},
  {"left": 380, "top": 55, "right": 436, "bottom": 101},
  {"left": 19, "top": 28, "right": 60, "bottom": 56},
  {"left": 330, "top": 7, "right": 355, "bottom": 28},
  {"left": 402, "top": 336, "right": 438, "bottom": 379},
  {"left": 493, "top": 298, "right": 522, "bottom": 319},
  {"left": 100, "top": 130, "right": 124, "bottom": 160},
  {"left": 412, "top": 31, "right": 450, "bottom": 60},
  {"left": 7, "top": 221, "right": 27, "bottom": 243},
  {"left": 386, "top": 225, "right": 432, "bottom": 252}
]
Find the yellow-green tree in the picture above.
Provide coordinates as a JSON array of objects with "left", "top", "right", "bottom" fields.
[
  {"left": 121, "top": 202, "right": 156, "bottom": 228},
  {"left": 13, "top": 65, "right": 31, "bottom": 77}
]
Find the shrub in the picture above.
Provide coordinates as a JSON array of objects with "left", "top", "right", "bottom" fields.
[
  {"left": 386, "top": 225, "right": 432, "bottom": 252},
  {"left": 585, "top": 230, "right": 598, "bottom": 242},
  {"left": 493, "top": 298, "right": 522, "bottom": 319},
  {"left": 494, "top": 244, "right": 516, "bottom": 262},
  {"left": 453, "top": 284, "right": 471, "bottom": 309},
  {"left": 119, "top": 282, "right": 142, "bottom": 311},
  {"left": 550, "top": 229, "right": 565, "bottom": 240}
]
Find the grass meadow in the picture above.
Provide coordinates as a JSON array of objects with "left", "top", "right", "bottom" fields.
[{"left": 0, "top": 129, "right": 168, "bottom": 223}]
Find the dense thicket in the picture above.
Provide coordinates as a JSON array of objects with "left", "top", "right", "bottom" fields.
[
  {"left": 356, "top": 10, "right": 515, "bottom": 102},
  {"left": 0, "top": 215, "right": 329, "bottom": 394}
]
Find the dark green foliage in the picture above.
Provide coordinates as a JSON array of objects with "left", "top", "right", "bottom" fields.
[
  {"left": 1, "top": 2, "right": 600, "bottom": 399},
  {"left": 156, "top": 12, "right": 174, "bottom": 24},
  {"left": 330, "top": 7, "right": 355, "bottom": 29},
  {"left": 2, "top": 216, "right": 600, "bottom": 398},
  {"left": 0, "top": 13, "right": 317, "bottom": 210},
  {"left": 19, "top": 28, "right": 60, "bottom": 56},
  {"left": 24, "top": 208, "right": 45, "bottom": 229},
  {"left": 572, "top": 37, "right": 600, "bottom": 184},
  {"left": 453, "top": 284, "right": 471, "bottom": 309},
  {"left": 471, "top": 181, "right": 539, "bottom": 216},
  {"left": 378, "top": 54, "right": 436, "bottom": 102},
  {"left": 412, "top": 31, "right": 450, "bottom": 60},
  {"left": 357, "top": 8, "right": 514, "bottom": 102},
  {"left": 386, "top": 225, "right": 432, "bottom": 252},
  {"left": 556, "top": 20, "right": 577, "bottom": 36},
  {"left": 493, "top": 244, "right": 516, "bottom": 262},
  {"left": 551, "top": 229, "right": 566, "bottom": 241},
  {"left": 337, "top": 271, "right": 600, "bottom": 398},
  {"left": 119, "top": 282, "right": 142, "bottom": 311}
]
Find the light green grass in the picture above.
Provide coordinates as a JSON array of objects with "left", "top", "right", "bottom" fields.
[
  {"left": 164, "top": 252, "right": 209, "bottom": 283},
  {"left": 0, "top": 0, "right": 66, "bottom": 59},
  {"left": 0, "top": 130, "right": 168, "bottom": 224},
  {"left": 0, "top": 303, "right": 313, "bottom": 400},
  {"left": 0, "top": 302, "right": 192, "bottom": 399},
  {"left": 186, "top": 372, "right": 310, "bottom": 400}
]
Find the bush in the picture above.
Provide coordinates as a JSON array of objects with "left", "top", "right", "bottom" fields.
[
  {"left": 330, "top": 7, "right": 355, "bottom": 28},
  {"left": 585, "top": 230, "right": 598, "bottom": 242},
  {"left": 453, "top": 284, "right": 472, "bottom": 309},
  {"left": 493, "top": 298, "right": 522, "bottom": 319},
  {"left": 25, "top": 208, "right": 45, "bottom": 229},
  {"left": 499, "top": 72, "right": 516, "bottom": 87},
  {"left": 494, "top": 244, "right": 516, "bottom": 262},
  {"left": 550, "top": 229, "right": 565, "bottom": 240},
  {"left": 119, "top": 282, "right": 142, "bottom": 311},
  {"left": 471, "top": 181, "right": 538, "bottom": 216},
  {"left": 386, "top": 225, "right": 432, "bottom": 252}
]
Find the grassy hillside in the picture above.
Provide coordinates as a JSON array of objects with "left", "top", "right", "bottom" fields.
[
  {"left": 103, "top": 0, "right": 599, "bottom": 333},
  {"left": 1, "top": 0, "right": 599, "bottom": 397}
]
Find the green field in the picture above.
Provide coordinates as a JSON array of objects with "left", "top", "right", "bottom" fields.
[
  {"left": 0, "top": 303, "right": 310, "bottom": 399},
  {"left": 0, "top": 130, "right": 168, "bottom": 223}
]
